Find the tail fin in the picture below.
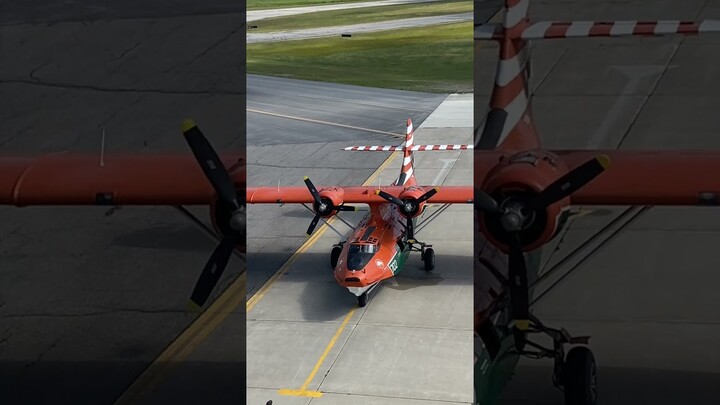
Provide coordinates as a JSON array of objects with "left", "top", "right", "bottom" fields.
[
  {"left": 396, "top": 119, "right": 416, "bottom": 186},
  {"left": 475, "top": 0, "right": 720, "bottom": 150}
]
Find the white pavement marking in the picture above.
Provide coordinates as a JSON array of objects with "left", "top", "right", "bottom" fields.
[
  {"left": 432, "top": 158, "right": 459, "bottom": 185},
  {"left": 419, "top": 94, "right": 474, "bottom": 129},
  {"left": 587, "top": 65, "right": 666, "bottom": 149},
  {"left": 247, "top": 12, "right": 473, "bottom": 43},
  {"left": 248, "top": 0, "right": 441, "bottom": 22}
]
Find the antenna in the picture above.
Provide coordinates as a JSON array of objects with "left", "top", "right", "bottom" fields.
[{"left": 99, "top": 129, "right": 106, "bottom": 167}]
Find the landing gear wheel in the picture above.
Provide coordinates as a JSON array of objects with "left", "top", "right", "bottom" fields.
[
  {"left": 358, "top": 292, "right": 368, "bottom": 307},
  {"left": 563, "top": 346, "right": 597, "bottom": 405},
  {"left": 422, "top": 248, "right": 435, "bottom": 271},
  {"left": 330, "top": 246, "right": 342, "bottom": 269}
]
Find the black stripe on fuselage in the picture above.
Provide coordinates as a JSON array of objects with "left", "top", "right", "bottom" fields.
[{"left": 361, "top": 226, "right": 376, "bottom": 241}]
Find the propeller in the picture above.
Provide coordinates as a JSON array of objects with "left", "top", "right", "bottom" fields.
[
  {"left": 303, "top": 176, "right": 356, "bottom": 235},
  {"left": 476, "top": 155, "right": 610, "bottom": 347},
  {"left": 181, "top": 120, "right": 244, "bottom": 308},
  {"left": 376, "top": 187, "right": 438, "bottom": 239}
]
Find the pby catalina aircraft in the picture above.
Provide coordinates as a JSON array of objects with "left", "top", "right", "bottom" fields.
[
  {"left": 472, "top": 1, "right": 720, "bottom": 404},
  {"left": 0, "top": 119, "right": 473, "bottom": 309},
  {"left": 247, "top": 119, "right": 473, "bottom": 307}
]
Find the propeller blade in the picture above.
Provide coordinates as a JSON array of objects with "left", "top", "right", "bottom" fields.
[
  {"left": 527, "top": 155, "right": 610, "bottom": 211},
  {"left": 508, "top": 234, "right": 530, "bottom": 333},
  {"left": 306, "top": 213, "right": 321, "bottom": 236},
  {"left": 376, "top": 190, "right": 404, "bottom": 206},
  {"left": 190, "top": 234, "right": 236, "bottom": 307},
  {"left": 181, "top": 120, "right": 239, "bottom": 209},
  {"left": 303, "top": 176, "right": 323, "bottom": 206},
  {"left": 416, "top": 187, "right": 439, "bottom": 204},
  {"left": 475, "top": 190, "right": 502, "bottom": 214},
  {"left": 476, "top": 108, "right": 509, "bottom": 150}
]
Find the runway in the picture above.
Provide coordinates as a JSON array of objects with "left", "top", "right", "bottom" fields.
[
  {"left": 246, "top": 77, "right": 474, "bottom": 403},
  {"left": 472, "top": 0, "right": 720, "bottom": 403},
  {"left": 247, "top": 12, "right": 473, "bottom": 43}
]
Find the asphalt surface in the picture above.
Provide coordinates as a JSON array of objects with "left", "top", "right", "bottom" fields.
[
  {"left": 0, "top": 2, "right": 245, "bottom": 404},
  {"left": 473, "top": 0, "right": 720, "bottom": 403}
]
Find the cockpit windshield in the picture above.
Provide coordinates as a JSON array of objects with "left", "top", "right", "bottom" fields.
[{"left": 347, "top": 243, "right": 378, "bottom": 270}]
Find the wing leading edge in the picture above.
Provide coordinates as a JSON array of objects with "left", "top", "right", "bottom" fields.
[
  {"left": 247, "top": 186, "right": 474, "bottom": 204},
  {"left": 0, "top": 153, "right": 244, "bottom": 206}
]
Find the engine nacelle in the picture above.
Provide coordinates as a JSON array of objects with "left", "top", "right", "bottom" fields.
[
  {"left": 478, "top": 150, "right": 571, "bottom": 252},
  {"left": 316, "top": 187, "right": 345, "bottom": 217},
  {"left": 397, "top": 186, "right": 430, "bottom": 218}
]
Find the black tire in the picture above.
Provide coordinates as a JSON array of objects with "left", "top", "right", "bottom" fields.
[
  {"left": 423, "top": 248, "right": 435, "bottom": 271},
  {"left": 330, "top": 246, "right": 342, "bottom": 269},
  {"left": 358, "top": 292, "right": 368, "bottom": 307},
  {"left": 563, "top": 346, "right": 598, "bottom": 405}
]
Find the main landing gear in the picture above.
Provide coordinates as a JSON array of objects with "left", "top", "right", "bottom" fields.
[
  {"left": 516, "top": 314, "right": 597, "bottom": 405},
  {"left": 407, "top": 239, "right": 435, "bottom": 271}
]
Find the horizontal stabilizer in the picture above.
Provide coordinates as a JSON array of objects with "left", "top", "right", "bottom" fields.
[
  {"left": 344, "top": 145, "right": 472, "bottom": 151},
  {"left": 475, "top": 20, "right": 720, "bottom": 40}
]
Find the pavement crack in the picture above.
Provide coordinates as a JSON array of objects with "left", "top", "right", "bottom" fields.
[
  {"left": 0, "top": 78, "right": 244, "bottom": 95},
  {"left": 109, "top": 40, "right": 144, "bottom": 64},
  {"left": 28, "top": 61, "right": 51, "bottom": 82},
  {"left": 164, "top": 25, "right": 243, "bottom": 74},
  {"left": 23, "top": 337, "right": 61, "bottom": 370}
]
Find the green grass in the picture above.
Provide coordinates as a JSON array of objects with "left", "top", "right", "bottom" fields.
[
  {"left": 254, "top": 0, "right": 472, "bottom": 32},
  {"left": 248, "top": 0, "right": 372, "bottom": 10},
  {"left": 247, "top": 22, "right": 472, "bottom": 93}
]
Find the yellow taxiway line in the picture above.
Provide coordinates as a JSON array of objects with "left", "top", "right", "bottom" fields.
[
  {"left": 115, "top": 148, "right": 400, "bottom": 403},
  {"left": 114, "top": 266, "right": 246, "bottom": 405}
]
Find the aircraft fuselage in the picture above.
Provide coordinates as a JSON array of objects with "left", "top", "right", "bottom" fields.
[{"left": 333, "top": 201, "right": 413, "bottom": 296}]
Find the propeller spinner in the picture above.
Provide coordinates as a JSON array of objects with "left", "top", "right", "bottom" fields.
[
  {"left": 181, "top": 119, "right": 244, "bottom": 308},
  {"left": 303, "top": 177, "right": 356, "bottom": 236}
]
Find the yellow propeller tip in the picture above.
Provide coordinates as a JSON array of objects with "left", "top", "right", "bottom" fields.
[
  {"left": 514, "top": 319, "right": 530, "bottom": 331},
  {"left": 187, "top": 300, "right": 201, "bottom": 312},
  {"left": 375, "top": 190, "right": 380, "bottom": 195},
  {"left": 434, "top": 187, "right": 440, "bottom": 192},
  {"left": 181, "top": 119, "right": 197, "bottom": 133},
  {"left": 598, "top": 154, "right": 611, "bottom": 169},
  {"left": 303, "top": 176, "right": 309, "bottom": 181}
]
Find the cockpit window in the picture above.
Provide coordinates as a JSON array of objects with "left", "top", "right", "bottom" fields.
[{"left": 347, "top": 243, "right": 378, "bottom": 270}]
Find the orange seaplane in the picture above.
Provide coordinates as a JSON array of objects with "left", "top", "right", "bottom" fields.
[
  {"left": 0, "top": 119, "right": 473, "bottom": 308},
  {"left": 248, "top": 119, "right": 473, "bottom": 306},
  {"left": 472, "top": 1, "right": 720, "bottom": 404}
]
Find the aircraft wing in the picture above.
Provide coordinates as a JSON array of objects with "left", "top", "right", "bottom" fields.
[
  {"left": 0, "top": 153, "right": 244, "bottom": 206},
  {"left": 562, "top": 151, "right": 720, "bottom": 206},
  {"left": 247, "top": 186, "right": 474, "bottom": 204}
]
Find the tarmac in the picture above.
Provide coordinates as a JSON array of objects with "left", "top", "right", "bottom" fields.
[
  {"left": 472, "top": 0, "right": 720, "bottom": 403},
  {"left": 246, "top": 82, "right": 474, "bottom": 404}
]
